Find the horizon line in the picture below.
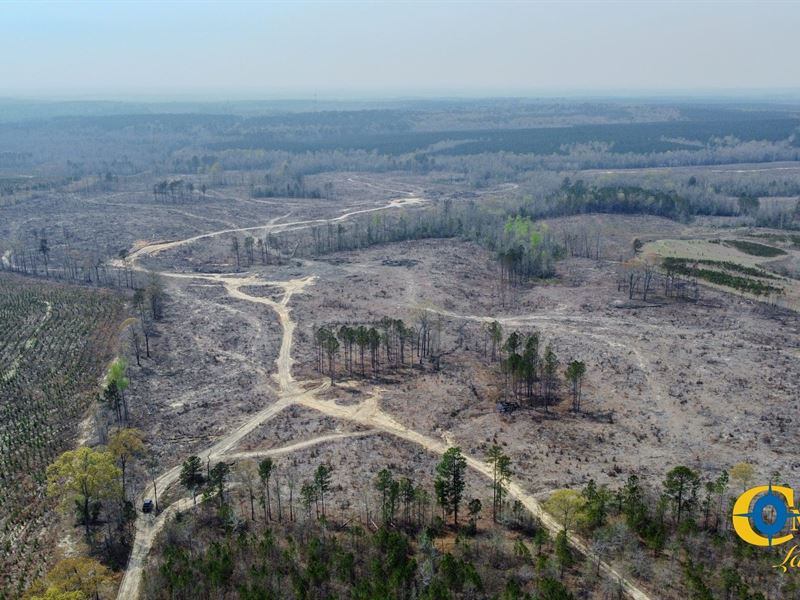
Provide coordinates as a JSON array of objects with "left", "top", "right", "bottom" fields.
[{"left": 4, "top": 86, "right": 800, "bottom": 105}]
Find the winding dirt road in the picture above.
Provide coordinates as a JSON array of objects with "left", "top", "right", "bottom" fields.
[
  {"left": 125, "top": 196, "right": 424, "bottom": 265},
  {"left": 115, "top": 185, "right": 653, "bottom": 600}
]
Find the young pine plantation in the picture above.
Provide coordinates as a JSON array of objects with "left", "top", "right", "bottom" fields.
[{"left": 0, "top": 273, "right": 125, "bottom": 598}]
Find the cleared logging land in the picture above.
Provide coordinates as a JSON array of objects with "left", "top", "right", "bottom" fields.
[{"left": 3, "top": 99, "right": 800, "bottom": 599}]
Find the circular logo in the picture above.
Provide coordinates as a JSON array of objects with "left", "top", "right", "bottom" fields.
[{"left": 735, "top": 482, "right": 796, "bottom": 546}]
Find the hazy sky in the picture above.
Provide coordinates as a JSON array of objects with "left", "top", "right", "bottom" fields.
[{"left": 2, "top": 0, "right": 799, "bottom": 99}]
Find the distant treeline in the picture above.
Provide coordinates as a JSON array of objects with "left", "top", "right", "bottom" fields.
[
  {"left": 251, "top": 173, "right": 329, "bottom": 199},
  {"left": 152, "top": 179, "right": 207, "bottom": 202},
  {"left": 526, "top": 180, "right": 800, "bottom": 226},
  {"left": 3, "top": 101, "right": 800, "bottom": 180},
  {"left": 548, "top": 180, "right": 695, "bottom": 221},
  {"left": 208, "top": 117, "right": 800, "bottom": 157}
]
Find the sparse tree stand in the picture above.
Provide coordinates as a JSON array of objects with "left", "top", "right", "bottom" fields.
[
  {"left": 375, "top": 468, "right": 395, "bottom": 524},
  {"left": 541, "top": 344, "right": 559, "bottom": 411},
  {"left": 107, "top": 358, "right": 130, "bottom": 424},
  {"left": 26, "top": 556, "right": 113, "bottom": 600},
  {"left": 180, "top": 455, "right": 205, "bottom": 507},
  {"left": 485, "top": 445, "right": 512, "bottom": 523},
  {"left": 147, "top": 455, "right": 161, "bottom": 513},
  {"left": 209, "top": 462, "right": 231, "bottom": 508},
  {"left": 663, "top": 465, "right": 700, "bottom": 528},
  {"left": 274, "top": 468, "right": 283, "bottom": 522},
  {"left": 301, "top": 482, "right": 318, "bottom": 520},
  {"left": 39, "top": 236, "right": 50, "bottom": 277},
  {"left": 314, "top": 463, "right": 333, "bottom": 519},
  {"left": 521, "top": 332, "right": 540, "bottom": 402},
  {"left": 318, "top": 319, "right": 413, "bottom": 381},
  {"left": 314, "top": 326, "right": 342, "bottom": 379},
  {"left": 128, "top": 324, "right": 142, "bottom": 367},
  {"left": 565, "top": 360, "right": 586, "bottom": 412},
  {"left": 133, "top": 288, "right": 153, "bottom": 358},
  {"left": 638, "top": 254, "right": 659, "bottom": 302},
  {"left": 231, "top": 236, "right": 241, "bottom": 271},
  {"left": 287, "top": 467, "right": 296, "bottom": 522},
  {"left": 146, "top": 271, "right": 166, "bottom": 321},
  {"left": 338, "top": 325, "right": 356, "bottom": 375},
  {"left": 487, "top": 320, "right": 502, "bottom": 362},
  {"left": 46, "top": 446, "right": 122, "bottom": 539},
  {"left": 108, "top": 427, "right": 144, "bottom": 501},
  {"left": 244, "top": 235, "right": 255, "bottom": 266},
  {"left": 239, "top": 465, "right": 258, "bottom": 521},
  {"left": 497, "top": 329, "right": 569, "bottom": 410},
  {"left": 259, "top": 457, "right": 274, "bottom": 521},
  {"left": 436, "top": 447, "right": 467, "bottom": 526}
]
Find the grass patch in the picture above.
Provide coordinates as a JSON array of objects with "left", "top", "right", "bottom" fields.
[
  {"left": 662, "top": 257, "right": 778, "bottom": 280},
  {"left": 723, "top": 239, "right": 787, "bottom": 257},
  {"left": 662, "top": 257, "right": 783, "bottom": 296}
]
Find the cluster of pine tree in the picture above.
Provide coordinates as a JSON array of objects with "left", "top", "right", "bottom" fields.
[
  {"left": 574, "top": 463, "right": 775, "bottom": 600},
  {"left": 313, "top": 316, "right": 439, "bottom": 378},
  {"left": 146, "top": 445, "right": 588, "bottom": 600},
  {"left": 485, "top": 325, "right": 587, "bottom": 413},
  {"left": 144, "top": 516, "right": 577, "bottom": 600}
]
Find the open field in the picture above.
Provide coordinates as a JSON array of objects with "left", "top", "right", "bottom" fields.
[{"left": 641, "top": 235, "right": 800, "bottom": 308}]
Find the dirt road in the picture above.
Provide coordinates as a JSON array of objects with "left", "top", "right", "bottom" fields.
[
  {"left": 116, "top": 186, "right": 654, "bottom": 600},
  {"left": 125, "top": 195, "right": 425, "bottom": 264}
]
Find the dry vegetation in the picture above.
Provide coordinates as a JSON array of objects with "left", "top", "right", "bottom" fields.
[
  {"left": 4, "top": 160, "right": 800, "bottom": 599},
  {"left": 287, "top": 232, "right": 800, "bottom": 491}
]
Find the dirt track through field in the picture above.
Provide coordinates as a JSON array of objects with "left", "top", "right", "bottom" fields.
[
  {"left": 116, "top": 182, "right": 654, "bottom": 600},
  {"left": 419, "top": 305, "right": 656, "bottom": 373},
  {"left": 125, "top": 195, "right": 425, "bottom": 264}
]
